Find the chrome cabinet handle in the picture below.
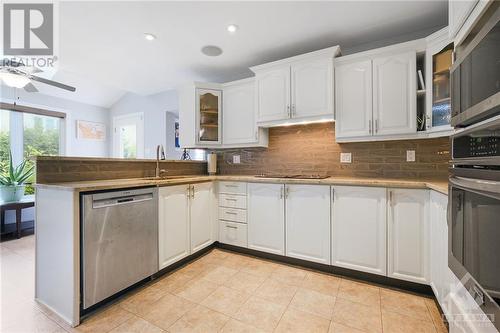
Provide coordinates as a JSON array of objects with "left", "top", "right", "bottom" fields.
[
  {"left": 375, "top": 119, "right": 379, "bottom": 133},
  {"left": 226, "top": 225, "right": 238, "bottom": 229},
  {"left": 191, "top": 185, "right": 195, "bottom": 199},
  {"left": 388, "top": 190, "right": 393, "bottom": 206},
  {"left": 225, "top": 198, "right": 237, "bottom": 201},
  {"left": 287, "top": 105, "right": 291, "bottom": 118},
  {"left": 331, "top": 188, "right": 335, "bottom": 202},
  {"left": 369, "top": 120, "right": 372, "bottom": 134},
  {"left": 285, "top": 185, "right": 290, "bottom": 199},
  {"left": 291, "top": 104, "right": 296, "bottom": 117},
  {"left": 225, "top": 211, "right": 237, "bottom": 215}
]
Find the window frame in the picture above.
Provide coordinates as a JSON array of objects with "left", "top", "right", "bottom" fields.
[{"left": 0, "top": 103, "right": 64, "bottom": 166}]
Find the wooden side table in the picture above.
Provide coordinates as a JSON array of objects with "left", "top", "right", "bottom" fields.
[{"left": 0, "top": 195, "right": 35, "bottom": 239}]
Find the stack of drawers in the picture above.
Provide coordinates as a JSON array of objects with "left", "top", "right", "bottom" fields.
[{"left": 218, "top": 181, "right": 248, "bottom": 248}]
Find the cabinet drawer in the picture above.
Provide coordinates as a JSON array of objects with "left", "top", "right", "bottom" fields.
[
  {"left": 219, "top": 194, "right": 247, "bottom": 209},
  {"left": 219, "top": 221, "right": 247, "bottom": 247},
  {"left": 219, "top": 182, "right": 247, "bottom": 195},
  {"left": 219, "top": 207, "right": 247, "bottom": 223}
]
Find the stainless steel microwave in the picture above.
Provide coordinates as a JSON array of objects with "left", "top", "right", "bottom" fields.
[
  {"left": 451, "top": 2, "right": 500, "bottom": 127},
  {"left": 449, "top": 117, "right": 500, "bottom": 331}
]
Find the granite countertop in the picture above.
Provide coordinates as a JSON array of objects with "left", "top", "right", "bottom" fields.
[{"left": 36, "top": 175, "right": 448, "bottom": 195}]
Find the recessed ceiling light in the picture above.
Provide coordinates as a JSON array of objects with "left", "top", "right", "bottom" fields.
[
  {"left": 201, "top": 45, "right": 223, "bottom": 57},
  {"left": 144, "top": 33, "right": 156, "bottom": 41},
  {"left": 227, "top": 24, "right": 238, "bottom": 33}
]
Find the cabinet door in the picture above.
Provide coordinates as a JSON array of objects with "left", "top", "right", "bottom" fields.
[
  {"left": 248, "top": 183, "right": 285, "bottom": 255},
  {"left": 223, "top": 81, "right": 257, "bottom": 144},
  {"left": 388, "top": 189, "right": 429, "bottom": 284},
  {"left": 196, "top": 89, "right": 222, "bottom": 144},
  {"left": 335, "top": 60, "right": 373, "bottom": 138},
  {"left": 256, "top": 67, "right": 290, "bottom": 122},
  {"left": 285, "top": 185, "right": 331, "bottom": 264},
  {"left": 291, "top": 58, "right": 333, "bottom": 119},
  {"left": 332, "top": 186, "right": 386, "bottom": 275},
  {"left": 158, "top": 185, "right": 190, "bottom": 269},
  {"left": 449, "top": 0, "right": 478, "bottom": 38},
  {"left": 373, "top": 52, "right": 416, "bottom": 136},
  {"left": 190, "top": 182, "right": 214, "bottom": 253},
  {"left": 430, "top": 191, "right": 448, "bottom": 305}
]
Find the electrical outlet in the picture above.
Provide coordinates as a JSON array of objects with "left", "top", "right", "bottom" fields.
[
  {"left": 406, "top": 150, "right": 416, "bottom": 162},
  {"left": 233, "top": 155, "right": 241, "bottom": 164},
  {"left": 340, "top": 152, "right": 352, "bottom": 163}
]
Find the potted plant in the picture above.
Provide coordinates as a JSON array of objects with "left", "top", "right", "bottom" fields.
[{"left": 0, "top": 152, "right": 34, "bottom": 202}]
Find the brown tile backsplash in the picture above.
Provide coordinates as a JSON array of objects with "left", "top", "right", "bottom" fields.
[
  {"left": 216, "top": 123, "right": 450, "bottom": 179},
  {"left": 35, "top": 157, "right": 207, "bottom": 184}
]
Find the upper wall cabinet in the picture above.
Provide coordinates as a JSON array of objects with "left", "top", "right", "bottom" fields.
[
  {"left": 335, "top": 60, "right": 372, "bottom": 138},
  {"left": 250, "top": 46, "right": 340, "bottom": 127},
  {"left": 425, "top": 27, "right": 453, "bottom": 133},
  {"left": 449, "top": 0, "right": 479, "bottom": 39},
  {"left": 179, "top": 81, "right": 268, "bottom": 149},
  {"left": 373, "top": 51, "right": 416, "bottom": 136},
  {"left": 223, "top": 78, "right": 268, "bottom": 147},
  {"left": 335, "top": 41, "right": 421, "bottom": 142}
]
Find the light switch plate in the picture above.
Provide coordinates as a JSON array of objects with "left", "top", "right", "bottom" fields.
[
  {"left": 340, "top": 152, "right": 352, "bottom": 163},
  {"left": 233, "top": 155, "right": 241, "bottom": 164},
  {"left": 406, "top": 150, "right": 416, "bottom": 162}
]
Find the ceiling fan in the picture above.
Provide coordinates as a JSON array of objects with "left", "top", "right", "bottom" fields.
[{"left": 0, "top": 59, "right": 76, "bottom": 92}]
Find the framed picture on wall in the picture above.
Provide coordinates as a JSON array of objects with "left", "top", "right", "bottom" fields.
[{"left": 76, "top": 120, "right": 106, "bottom": 141}]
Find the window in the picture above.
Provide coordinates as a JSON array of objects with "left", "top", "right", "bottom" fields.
[
  {"left": 0, "top": 109, "right": 62, "bottom": 192},
  {"left": 23, "top": 113, "right": 60, "bottom": 159},
  {"left": 0, "top": 110, "right": 10, "bottom": 169}
]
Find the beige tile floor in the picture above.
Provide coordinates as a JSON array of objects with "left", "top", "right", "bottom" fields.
[{"left": 0, "top": 236, "right": 448, "bottom": 333}]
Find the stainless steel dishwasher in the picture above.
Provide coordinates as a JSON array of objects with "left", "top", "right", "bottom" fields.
[{"left": 82, "top": 187, "right": 158, "bottom": 309}]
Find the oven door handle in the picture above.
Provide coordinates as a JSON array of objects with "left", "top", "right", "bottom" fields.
[{"left": 450, "top": 176, "right": 500, "bottom": 195}]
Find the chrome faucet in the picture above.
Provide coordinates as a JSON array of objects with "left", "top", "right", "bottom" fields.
[{"left": 156, "top": 144, "right": 166, "bottom": 178}]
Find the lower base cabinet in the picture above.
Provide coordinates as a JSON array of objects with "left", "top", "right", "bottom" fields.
[
  {"left": 388, "top": 188, "right": 429, "bottom": 284},
  {"left": 158, "top": 185, "right": 190, "bottom": 269},
  {"left": 219, "top": 221, "right": 247, "bottom": 247},
  {"left": 286, "top": 184, "right": 331, "bottom": 264},
  {"left": 247, "top": 183, "right": 285, "bottom": 255},
  {"left": 158, "top": 182, "right": 214, "bottom": 270},
  {"left": 190, "top": 182, "right": 215, "bottom": 253},
  {"left": 430, "top": 191, "right": 449, "bottom": 305},
  {"left": 332, "top": 186, "right": 387, "bottom": 276}
]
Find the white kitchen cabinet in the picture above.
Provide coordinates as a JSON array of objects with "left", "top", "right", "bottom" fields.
[
  {"left": 190, "top": 182, "right": 215, "bottom": 253},
  {"left": 158, "top": 185, "right": 191, "bottom": 269},
  {"left": 335, "top": 60, "right": 373, "bottom": 138},
  {"left": 430, "top": 191, "right": 449, "bottom": 307},
  {"left": 285, "top": 185, "right": 331, "bottom": 265},
  {"left": 388, "top": 188, "right": 429, "bottom": 284},
  {"left": 251, "top": 46, "right": 340, "bottom": 126},
  {"left": 219, "top": 221, "right": 247, "bottom": 248},
  {"left": 449, "top": 0, "right": 479, "bottom": 39},
  {"left": 256, "top": 67, "right": 291, "bottom": 123},
  {"left": 291, "top": 57, "right": 333, "bottom": 119},
  {"left": 247, "top": 183, "right": 285, "bottom": 255},
  {"left": 222, "top": 79, "right": 268, "bottom": 147},
  {"left": 332, "top": 186, "right": 387, "bottom": 276},
  {"left": 373, "top": 51, "right": 416, "bottom": 136}
]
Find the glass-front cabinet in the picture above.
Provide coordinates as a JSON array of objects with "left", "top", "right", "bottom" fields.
[
  {"left": 196, "top": 88, "right": 221, "bottom": 144},
  {"left": 425, "top": 28, "right": 454, "bottom": 131},
  {"left": 431, "top": 46, "right": 453, "bottom": 128}
]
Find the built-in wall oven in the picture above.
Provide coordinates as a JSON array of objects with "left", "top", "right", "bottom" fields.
[
  {"left": 450, "top": 1, "right": 500, "bottom": 127},
  {"left": 450, "top": 116, "right": 500, "bottom": 330}
]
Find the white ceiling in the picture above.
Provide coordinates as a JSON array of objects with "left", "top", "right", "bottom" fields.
[{"left": 11, "top": 1, "right": 449, "bottom": 107}]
